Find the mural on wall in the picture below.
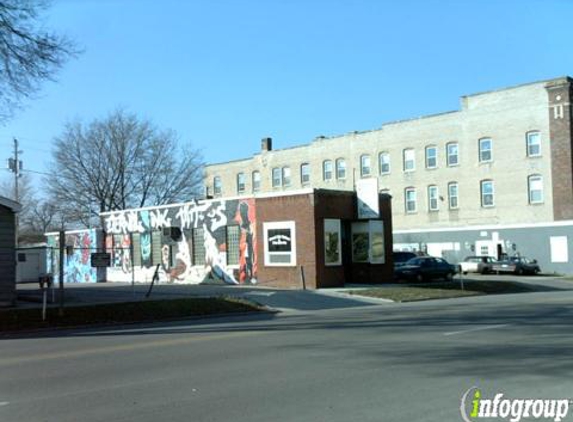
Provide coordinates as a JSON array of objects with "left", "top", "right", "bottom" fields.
[
  {"left": 102, "top": 198, "right": 257, "bottom": 285},
  {"left": 46, "top": 230, "right": 98, "bottom": 283}
]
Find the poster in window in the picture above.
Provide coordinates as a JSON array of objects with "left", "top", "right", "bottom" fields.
[
  {"left": 264, "top": 221, "right": 296, "bottom": 266},
  {"left": 324, "top": 219, "right": 341, "bottom": 266},
  {"left": 267, "top": 229, "right": 292, "bottom": 252},
  {"left": 370, "top": 220, "right": 385, "bottom": 264}
]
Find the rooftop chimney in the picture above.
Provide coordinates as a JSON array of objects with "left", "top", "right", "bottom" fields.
[{"left": 261, "top": 137, "right": 272, "bottom": 152}]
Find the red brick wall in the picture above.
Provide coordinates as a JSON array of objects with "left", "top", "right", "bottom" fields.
[
  {"left": 255, "top": 190, "right": 394, "bottom": 289},
  {"left": 255, "top": 193, "right": 317, "bottom": 289},
  {"left": 547, "top": 79, "right": 573, "bottom": 220}
]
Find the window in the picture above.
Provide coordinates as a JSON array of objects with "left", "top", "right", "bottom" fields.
[
  {"left": 213, "top": 176, "right": 222, "bottom": 196},
  {"left": 300, "top": 163, "right": 310, "bottom": 186},
  {"left": 528, "top": 175, "right": 543, "bottom": 204},
  {"left": 226, "top": 225, "right": 240, "bottom": 265},
  {"left": 360, "top": 154, "right": 371, "bottom": 177},
  {"left": 132, "top": 233, "right": 141, "bottom": 267},
  {"left": 323, "top": 160, "right": 333, "bottom": 181},
  {"left": 252, "top": 171, "right": 261, "bottom": 192},
  {"left": 428, "top": 185, "right": 439, "bottom": 211},
  {"left": 236, "top": 172, "right": 245, "bottom": 193},
  {"left": 379, "top": 152, "right": 390, "bottom": 174},
  {"left": 272, "top": 167, "right": 282, "bottom": 188},
  {"left": 403, "top": 149, "right": 415, "bottom": 172},
  {"left": 324, "top": 219, "right": 342, "bottom": 266},
  {"left": 448, "top": 182, "right": 459, "bottom": 209},
  {"left": 282, "top": 167, "right": 291, "bottom": 187},
  {"left": 192, "top": 228, "right": 205, "bottom": 265},
  {"left": 446, "top": 142, "right": 459, "bottom": 166},
  {"left": 405, "top": 188, "right": 417, "bottom": 213},
  {"left": 425, "top": 146, "right": 437, "bottom": 169},
  {"left": 480, "top": 180, "right": 494, "bottom": 207},
  {"left": 336, "top": 158, "right": 346, "bottom": 180},
  {"left": 264, "top": 221, "right": 296, "bottom": 266},
  {"left": 479, "top": 138, "right": 493, "bottom": 162},
  {"left": 526, "top": 132, "right": 541, "bottom": 157}
]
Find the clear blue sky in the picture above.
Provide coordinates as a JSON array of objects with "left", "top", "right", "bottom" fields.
[{"left": 1, "top": 0, "right": 572, "bottom": 192}]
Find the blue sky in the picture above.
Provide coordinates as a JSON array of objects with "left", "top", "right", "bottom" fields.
[{"left": 1, "top": 0, "right": 572, "bottom": 191}]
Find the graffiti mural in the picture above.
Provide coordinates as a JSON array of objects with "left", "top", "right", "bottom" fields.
[
  {"left": 46, "top": 229, "right": 98, "bottom": 283},
  {"left": 101, "top": 198, "right": 257, "bottom": 285}
]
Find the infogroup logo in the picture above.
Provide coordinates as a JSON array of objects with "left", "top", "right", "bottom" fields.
[{"left": 460, "top": 387, "right": 570, "bottom": 422}]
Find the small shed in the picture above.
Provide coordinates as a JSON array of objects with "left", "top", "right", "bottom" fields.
[{"left": 0, "top": 196, "right": 21, "bottom": 307}]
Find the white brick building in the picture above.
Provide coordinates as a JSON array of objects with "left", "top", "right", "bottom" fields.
[{"left": 205, "top": 77, "right": 573, "bottom": 273}]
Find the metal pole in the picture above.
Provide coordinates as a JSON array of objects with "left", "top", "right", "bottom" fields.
[
  {"left": 130, "top": 233, "right": 135, "bottom": 298},
  {"left": 58, "top": 230, "right": 65, "bottom": 316},
  {"left": 13, "top": 138, "right": 21, "bottom": 248},
  {"left": 300, "top": 265, "right": 306, "bottom": 290}
]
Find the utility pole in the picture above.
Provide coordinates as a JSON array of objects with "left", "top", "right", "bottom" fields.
[
  {"left": 7, "top": 138, "right": 23, "bottom": 246},
  {"left": 7, "top": 138, "right": 23, "bottom": 202}
]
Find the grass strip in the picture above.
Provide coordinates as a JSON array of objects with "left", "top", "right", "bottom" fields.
[
  {"left": 348, "top": 280, "right": 536, "bottom": 302},
  {"left": 0, "top": 297, "right": 264, "bottom": 332}
]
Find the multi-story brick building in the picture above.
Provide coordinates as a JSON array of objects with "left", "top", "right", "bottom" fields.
[{"left": 205, "top": 76, "right": 573, "bottom": 274}]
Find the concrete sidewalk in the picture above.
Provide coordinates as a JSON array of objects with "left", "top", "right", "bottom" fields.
[{"left": 15, "top": 282, "right": 388, "bottom": 313}]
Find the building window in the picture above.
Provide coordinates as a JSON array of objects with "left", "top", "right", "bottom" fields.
[
  {"left": 192, "top": 228, "right": 205, "bottom": 265},
  {"left": 405, "top": 188, "right": 417, "bottom": 213},
  {"left": 252, "top": 171, "right": 261, "bottom": 192},
  {"left": 236, "top": 172, "right": 245, "bottom": 193},
  {"left": 300, "top": 163, "right": 310, "bottom": 186},
  {"left": 336, "top": 158, "right": 346, "bottom": 180},
  {"left": 428, "top": 185, "right": 439, "bottom": 211},
  {"left": 446, "top": 142, "right": 459, "bottom": 166},
  {"left": 264, "top": 221, "right": 296, "bottom": 266},
  {"left": 425, "top": 146, "right": 437, "bottom": 169},
  {"left": 403, "top": 149, "right": 415, "bottom": 172},
  {"left": 479, "top": 138, "right": 493, "bottom": 162},
  {"left": 448, "top": 182, "right": 459, "bottom": 209},
  {"left": 282, "top": 167, "right": 291, "bottom": 187},
  {"left": 379, "top": 152, "right": 390, "bottom": 174},
  {"left": 528, "top": 175, "right": 543, "bottom": 204},
  {"left": 226, "top": 225, "right": 240, "bottom": 265},
  {"left": 324, "top": 219, "right": 342, "bottom": 266},
  {"left": 323, "top": 160, "right": 333, "bottom": 181},
  {"left": 272, "top": 167, "right": 282, "bottom": 188},
  {"left": 526, "top": 131, "right": 541, "bottom": 157},
  {"left": 480, "top": 180, "right": 494, "bottom": 207},
  {"left": 360, "top": 154, "right": 371, "bottom": 177},
  {"left": 213, "top": 176, "right": 222, "bottom": 196}
]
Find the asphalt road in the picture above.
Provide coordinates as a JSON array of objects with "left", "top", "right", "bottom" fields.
[{"left": 3, "top": 284, "right": 573, "bottom": 422}]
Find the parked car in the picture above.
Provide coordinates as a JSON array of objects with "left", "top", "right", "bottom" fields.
[
  {"left": 395, "top": 256, "right": 458, "bottom": 282},
  {"left": 393, "top": 251, "right": 418, "bottom": 269},
  {"left": 459, "top": 256, "right": 497, "bottom": 274},
  {"left": 491, "top": 256, "right": 541, "bottom": 275}
]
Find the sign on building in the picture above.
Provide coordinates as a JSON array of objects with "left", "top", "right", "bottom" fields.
[{"left": 356, "top": 178, "right": 380, "bottom": 219}]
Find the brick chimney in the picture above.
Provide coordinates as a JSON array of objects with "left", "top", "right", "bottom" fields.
[{"left": 261, "top": 137, "right": 272, "bottom": 152}]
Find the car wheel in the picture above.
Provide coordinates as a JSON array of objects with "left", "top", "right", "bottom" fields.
[
  {"left": 416, "top": 273, "right": 424, "bottom": 283},
  {"left": 516, "top": 268, "right": 524, "bottom": 276},
  {"left": 445, "top": 272, "right": 454, "bottom": 282},
  {"left": 463, "top": 271, "right": 468, "bottom": 275}
]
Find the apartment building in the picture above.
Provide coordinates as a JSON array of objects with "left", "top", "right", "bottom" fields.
[{"left": 204, "top": 76, "right": 573, "bottom": 273}]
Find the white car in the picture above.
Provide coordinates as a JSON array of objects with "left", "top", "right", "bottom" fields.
[{"left": 459, "top": 256, "right": 496, "bottom": 274}]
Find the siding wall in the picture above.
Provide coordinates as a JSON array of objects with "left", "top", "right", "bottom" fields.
[{"left": 0, "top": 206, "right": 16, "bottom": 306}]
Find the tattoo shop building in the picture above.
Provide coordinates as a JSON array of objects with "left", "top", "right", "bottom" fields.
[{"left": 94, "top": 187, "right": 393, "bottom": 289}]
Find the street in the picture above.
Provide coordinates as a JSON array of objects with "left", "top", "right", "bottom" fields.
[{"left": 2, "top": 282, "right": 573, "bottom": 421}]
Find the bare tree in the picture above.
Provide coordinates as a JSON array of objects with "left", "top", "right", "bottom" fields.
[
  {"left": 47, "top": 110, "right": 204, "bottom": 227},
  {"left": 0, "top": 171, "right": 35, "bottom": 221},
  {"left": 0, "top": 0, "right": 77, "bottom": 120}
]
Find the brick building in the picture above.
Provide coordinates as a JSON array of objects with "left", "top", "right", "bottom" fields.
[
  {"left": 204, "top": 76, "right": 573, "bottom": 273},
  {"left": 93, "top": 189, "right": 393, "bottom": 288}
]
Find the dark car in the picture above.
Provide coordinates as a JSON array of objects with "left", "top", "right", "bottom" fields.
[
  {"left": 491, "top": 256, "right": 540, "bottom": 275},
  {"left": 393, "top": 251, "right": 418, "bottom": 269},
  {"left": 395, "top": 256, "right": 458, "bottom": 282}
]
